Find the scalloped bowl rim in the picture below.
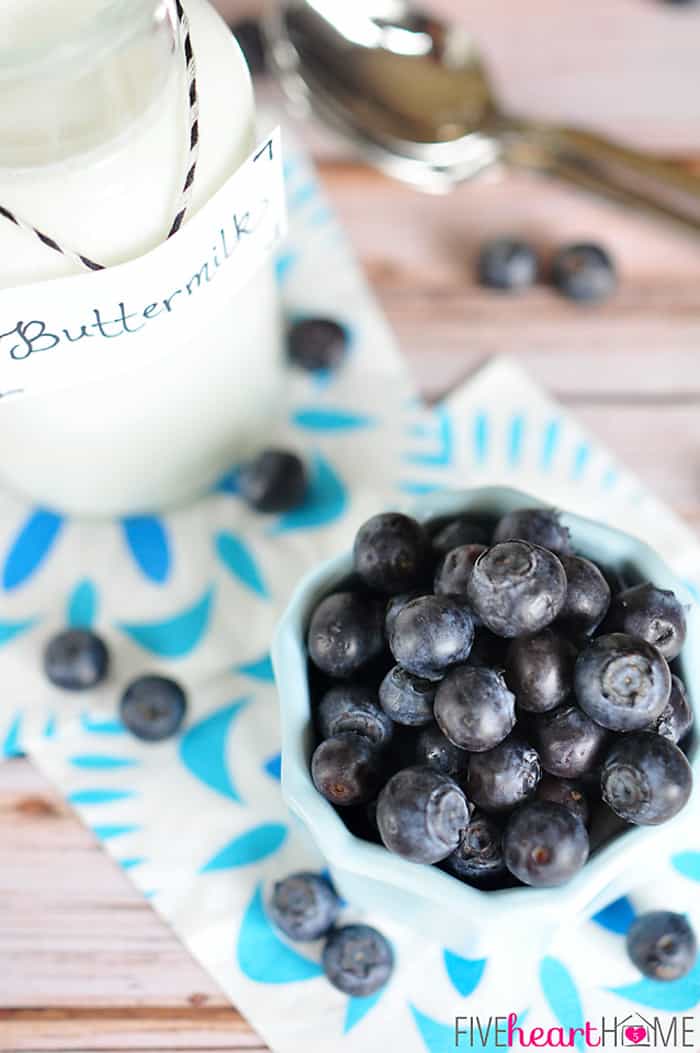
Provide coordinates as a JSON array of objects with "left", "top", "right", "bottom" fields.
[{"left": 272, "top": 486, "right": 700, "bottom": 930}]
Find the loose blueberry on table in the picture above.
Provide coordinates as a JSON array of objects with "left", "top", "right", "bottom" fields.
[
  {"left": 238, "top": 448, "right": 308, "bottom": 514},
  {"left": 626, "top": 911, "right": 697, "bottom": 982},
  {"left": 476, "top": 238, "right": 539, "bottom": 292},
  {"left": 44, "top": 629, "right": 109, "bottom": 691},
  {"left": 306, "top": 505, "right": 695, "bottom": 890},
  {"left": 288, "top": 317, "right": 349, "bottom": 373},
  {"left": 551, "top": 242, "right": 617, "bottom": 303},
  {"left": 120, "top": 674, "right": 188, "bottom": 742}
]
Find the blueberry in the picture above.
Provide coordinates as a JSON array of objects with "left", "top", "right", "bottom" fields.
[
  {"left": 238, "top": 449, "right": 307, "bottom": 513},
  {"left": 389, "top": 595, "right": 475, "bottom": 680},
  {"left": 385, "top": 591, "right": 420, "bottom": 639},
  {"left": 379, "top": 664, "right": 436, "bottom": 726},
  {"left": 288, "top": 317, "right": 348, "bottom": 372},
  {"left": 431, "top": 517, "right": 490, "bottom": 555},
  {"left": 477, "top": 238, "right": 539, "bottom": 292},
  {"left": 43, "top": 629, "right": 109, "bottom": 691},
  {"left": 322, "top": 924, "right": 394, "bottom": 996},
  {"left": 231, "top": 18, "right": 267, "bottom": 75},
  {"left": 503, "top": 801, "right": 589, "bottom": 887},
  {"left": 535, "top": 702, "right": 609, "bottom": 779},
  {"left": 574, "top": 633, "right": 671, "bottom": 731},
  {"left": 551, "top": 243, "right": 616, "bottom": 303},
  {"left": 353, "top": 513, "right": 428, "bottom": 594},
  {"left": 308, "top": 592, "right": 385, "bottom": 679},
  {"left": 311, "top": 733, "right": 383, "bottom": 807},
  {"left": 444, "top": 812, "right": 505, "bottom": 884},
  {"left": 466, "top": 737, "right": 542, "bottom": 811},
  {"left": 434, "top": 544, "right": 487, "bottom": 598},
  {"left": 435, "top": 666, "right": 516, "bottom": 752},
  {"left": 646, "top": 674, "right": 694, "bottom": 743},
  {"left": 467, "top": 541, "right": 567, "bottom": 638},
  {"left": 535, "top": 775, "right": 590, "bottom": 826},
  {"left": 120, "top": 675, "right": 187, "bottom": 741},
  {"left": 557, "top": 555, "right": 611, "bottom": 636},
  {"left": 493, "top": 507, "right": 572, "bottom": 555},
  {"left": 600, "top": 732, "right": 693, "bottom": 825},
  {"left": 606, "top": 583, "right": 687, "bottom": 661},
  {"left": 505, "top": 629, "right": 576, "bottom": 713},
  {"left": 268, "top": 873, "right": 340, "bottom": 941},
  {"left": 414, "top": 722, "right": 470, "bottom": 781},
  {"left": 317, "top": 685, "right": 394, "bottom": 748},
  {"left": 376, "top": 766, "right": 472, "bottom": 863},
  {"left": 626, "top": 912, "right": 697, "bottom": 982}
]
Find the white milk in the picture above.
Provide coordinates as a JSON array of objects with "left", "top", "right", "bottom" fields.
[{"left": 0, "top": 0, "right": 283, "bottom": 515}]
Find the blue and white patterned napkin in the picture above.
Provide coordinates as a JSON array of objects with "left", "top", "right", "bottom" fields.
[{"left": 1, "top": 131, "right": 699, "bottom": 1052}]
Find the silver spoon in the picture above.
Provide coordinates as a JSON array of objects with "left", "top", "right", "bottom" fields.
[{"left": 264, "top": 0, "right": 700, "bottom": 231}]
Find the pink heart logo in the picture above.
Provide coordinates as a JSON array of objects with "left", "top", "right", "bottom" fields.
[{"left": 624, "top": 1026, "right": 648, "bottom": 1045}]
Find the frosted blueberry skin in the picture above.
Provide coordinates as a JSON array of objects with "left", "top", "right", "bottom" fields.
[
  {"left": 353, "top": 513, "right": 428, "bottom": 594},
  {"left": 557, "top": 555, "right": 611, "bottom": 637},
  {"left": 477, "top": 238, "right": 539, "bottom": 292},
  {"left": 504, "top": 801, "right": 590, "bottom": 888},
  {"left": 626, "top": 912, "right": 697, "bottom": 982},
  {"left": 322, "top": 924, "right": 394, "bottom": 996},
  {"left": 535, "top": 775, "right": 590, "bottom": 826},
  {"left": 268, "top": 873, "right": 340, "bottom": 941},
  {"left": 414, "top": 722, "right": 470, "bottom": 781},
  {"left": 574, "top": 633, "right": 671, "bottom": 732},
  {"left": 430, "top": 516, "right": 490, "bottom": 555},
  {"left": 505, "top": 629, "right": 576, "bottom": 713},
  {"left": 466, "top": 737, "right": 542, "bottom": 812},
  {"left": 388, "top": 595, "right": 475, "bottom": 681},
  {"left": 601, "top": 732, "right": 693, "bottom": 825},
  {"left": 43, "top": 629, "right": 109, "bottom": 691},
  {"left": 120, "top": 675, "right": 187, "bottom": 742},
  {"left": 434, "top": 543, "right": 487, "bottom": 598},
  {"left": 307, "top": 592, "right": 385, "bottom": 679},
  {"left": 376, "top": 766, "right": 472, "bottom": 863},
  {"left": 317, "top": 685, "right": 394, "bottom": 749},
  {"left": 385, "top": 591, "right": 421, "bottom": 639},
  {"left": 378, "top": 665, "right": 436, "bottom": 727},
  {"left": 645, "top": 674, "right": 694, "bottom": 744},
  {"left": 288, "top": 317, "right": 348, "bottom": 372},
  {"left": 606, "top": 583, "right": 687, "bottom": 661},
  {"left": 467, "top": 541, "right": 567, "bottom": 638},
  {"left": 551, "top": 242, "right": 616, "bottom": 303},
  {"left": 492, "top": 507, "right": 572, "bottom": 555},
  {"left": 535, "top": 702, "right": 609, "bottom": 779},
  {"left": 434, "top": 666, "right": 516, "bottom": 752},
  {"left": 311, "top": 733, "right": 383, "bottom": 807},
  {"left": 444, "top": 811, "right": 506, "bottom": 884},
  {"left": 238, "top": 448, "right": 308, "bottom": 513}
]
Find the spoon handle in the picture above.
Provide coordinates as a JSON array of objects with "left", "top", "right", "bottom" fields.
[{"left": 507, "top": 126, "right": 700, "bottom": 233}]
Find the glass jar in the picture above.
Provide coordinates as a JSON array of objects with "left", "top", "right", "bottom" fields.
[{"left": 0, "top": 0, "right": 284, "bottom": 516}]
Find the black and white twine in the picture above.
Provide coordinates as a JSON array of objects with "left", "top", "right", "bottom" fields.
[{"left": 0, "top": 0, "right": 200, "bottom": 272}]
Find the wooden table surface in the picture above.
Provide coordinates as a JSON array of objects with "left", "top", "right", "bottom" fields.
[{"left": 3, "top": 1, "right": 700, "bottom": 1050}]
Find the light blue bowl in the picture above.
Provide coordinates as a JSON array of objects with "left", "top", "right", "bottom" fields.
[{"left": 272, "top": 487, "right": 699, "bottom": 954}]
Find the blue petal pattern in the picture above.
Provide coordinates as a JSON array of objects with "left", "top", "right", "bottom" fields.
[
  {"left": 404, "top": 407, "right": 453, "bottom": 468},
  {"left": 2, "top": 713, "right": 22, "bottom": 756},
  {"left": 270, "top": 452, "right": 347, "bottom": 534},
  {"left": 237, "top": 884, "right": 323, "bottom": 983},
  {"left": 344, "top": 992, "right": 384, "bottom": 1033},
  {"left": 117, "top": 586, "right": 214, "bottom": 658},
  {"left": 410, "top": 1006, "right": 454, "bottom": 1053},
  {"left": 592, "top": 896, "right": 636, "bottom": 935},
  {"left": 443, "top": 951, "right": 486, "bottom": 997},
  {"left": 0, "top": 618, "right": 37, "bottom": 646},
  {"left": 68, "top": 789, "right": 135, "bottom": 805},
  {"left": 508, "top": 413, "right": 525, "bottom": 466},
  {"left": 292, "top": 407, "right": 374, "bottom": 432},
  {"left": 3, "top": 510, "right": 63, "bottom": 590},
  {"left": 80, "top": 713, "right": 125, "bottom": 735},
  {"left": 263, "top": 752, "right": 282, "bottom": 780},
  {"left": 473, "top": 411, "right": 489, "bottom": 465},
  {"left": 120, "top": 857, "right": 146, "bottom": 870},
  {"left": 216, "top": 533, "right": 268, "bottom": 598},
  {"left": 201, "top": 823, "right": 287, "bottom": 872},
  {"left": 236, "top": 653, "right": 274, "bottom": 682},
  {"left": 122, "top": 517, "right": 170, "bottom": 584},
  {"left": 672, "top": 851, "right": 700, "bottom": 881},
  {"left": 67, "top": 580, "right": 98, "bottom": 628},
  {"left": 540, "top": 957, "right": 585, "bottom": 1052},
  {"left": 179, "top": 699, "right": 249, "bottom": 802},
  {"left": 609, "top": 958, "right": 700, "bottom": 1011},
  {"left": 541, "top": 418, "right": 561, "bottom": 471},
  {"left": 69, "top": 754, "right": 139, "bottom": 770},
  {"left": 92, "top": 824, "right": 141, "bottom": 840}
]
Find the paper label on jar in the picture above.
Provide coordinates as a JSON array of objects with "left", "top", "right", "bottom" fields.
[{"left": 0, "top": 128, "right": 287, "bottom": 400}]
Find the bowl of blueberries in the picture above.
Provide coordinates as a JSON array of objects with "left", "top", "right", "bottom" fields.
[{"left": 272, "top": 487, "right": 699, "bottom": 953}]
